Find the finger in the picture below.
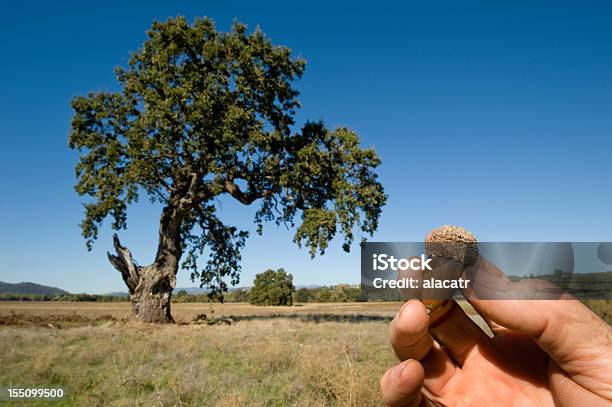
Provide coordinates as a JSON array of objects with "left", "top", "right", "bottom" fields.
[
  {"left": 380, "top": 359, "right": 427, "bottom": 407},
  {"left": 390, "top": 301, "right": 459, "bottom": 398},
  {"left": 461, "top": 255, "right": 513, "bottom": 299},
  {"left": 467, "top": 297, "right": 612, "bottom": 399},
  {"left": 463, "top": 255, "right": 567, "bottom": 300},
  {"left": 428, "top": 300, "right": 491, "bottom": 366},
  {"left": 390, "top": 300, "right": 433, "bottom": 361},
  {"left": 465, "top": 257, "right": 612, "bottom": 398}
]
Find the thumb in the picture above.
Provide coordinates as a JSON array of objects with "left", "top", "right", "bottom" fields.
[{"left": 380, "top": 359, "right": 427, "bottom": 407}]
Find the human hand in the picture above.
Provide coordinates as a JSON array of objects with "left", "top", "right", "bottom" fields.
[{"left": 380, "top": 297, "right": 612, "bottom": 406}]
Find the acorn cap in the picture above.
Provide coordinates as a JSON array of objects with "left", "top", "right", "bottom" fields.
[{"left": 425, "top": 225, "right": 479, "bottom": 266}]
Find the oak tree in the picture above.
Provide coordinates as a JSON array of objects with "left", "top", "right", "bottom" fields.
[
  {"left": 69, "top": 17, "right": 386, "bottom": 323},
  {"left": 250, "top": 268, "right": 295, "bottom": 306}
]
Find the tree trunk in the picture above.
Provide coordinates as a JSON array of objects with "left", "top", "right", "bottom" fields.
[
  {"left": 107, "top": 194, "right": 189, "bottom": 323},
  {"left": 129, "top": 265, "right": 175, "bottom": 323},
  {"left": 107, "top": 234, "right": 178, "bottom": 323}
]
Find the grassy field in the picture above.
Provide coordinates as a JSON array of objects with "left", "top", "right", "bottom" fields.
[
  {"left": 0, "top": 301, "right": 610, "bottom": 406},
  {"left": 0, "top": 302, "right": 402, "bottom": 406}
]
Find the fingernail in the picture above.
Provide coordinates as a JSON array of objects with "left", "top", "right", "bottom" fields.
[
  {"left": 392, "top": 361, "right": 405, "bottom": 377},
  {"left": 394, "top": 359, "right": 413, "bottom": 378}
]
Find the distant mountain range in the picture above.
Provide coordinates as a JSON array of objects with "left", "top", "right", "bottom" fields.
[
  {"left": 0, "top": 281, "right": 324, "bottom": 297},
  {"left": 0, "top": 281, "right": 69, "bottom": 296}
]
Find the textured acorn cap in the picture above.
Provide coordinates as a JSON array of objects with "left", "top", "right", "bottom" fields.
[{"left": 425, "top": 225, "right": 479, "bottom": 266}]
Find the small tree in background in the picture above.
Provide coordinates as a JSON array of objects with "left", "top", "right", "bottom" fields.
[
  {"left": 250, "top": 269, "right": 295, "bottom": 306},
  {"left": 294, "top": 287, "right": 312, "bottom": 303},
  {"left": 331, "top": 284, "right": 359, "bottom": 302},
  {"left": 69, "top": 16, "right": 386, "bottom": 323}
]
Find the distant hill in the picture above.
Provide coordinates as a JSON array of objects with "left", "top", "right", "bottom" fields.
[
  {"left": 0, "top": 281, "right": 69, "bottom": 296},
  {"left": 104, "top": 285, "right": 322, "bottom": 297},
  {"left": 0, "top": 281, "right": 328, "bottom": 298}
]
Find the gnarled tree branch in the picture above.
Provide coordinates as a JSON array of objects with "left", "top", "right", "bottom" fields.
[
  {"left": 107, "top": 234, "right": 141, "bottom": 293},
  {"left": 223, "top": 179, "right": 261, "bottom": 205}
]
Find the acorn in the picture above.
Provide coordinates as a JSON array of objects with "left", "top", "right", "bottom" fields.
[{"left": 423, "top": 225, "right": 478, "bottom": 324}]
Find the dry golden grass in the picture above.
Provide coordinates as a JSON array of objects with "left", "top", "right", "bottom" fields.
[
  {"left": 1, "top": 300, "right": 609, "bottom": 406},
  {"left": 1, "top": 317, "right": 395, "bottom": 406},
  {"left": 0, "top": 302, "right": 404, "bottom": 406}
]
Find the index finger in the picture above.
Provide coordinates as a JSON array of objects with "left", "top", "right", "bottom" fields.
[
  {"left": 389, "top": 300, "right": 433, "bottom": 361},
  {"left": 463, "top": 259, "right": 612, "bottom": 399}
]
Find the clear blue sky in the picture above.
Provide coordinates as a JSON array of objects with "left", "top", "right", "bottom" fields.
[{"left": 1, "top": 1, "right": 611, "bottom": 293}]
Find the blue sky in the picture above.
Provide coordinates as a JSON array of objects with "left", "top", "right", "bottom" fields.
[{"left": 1, "top": 1, "right": 611, "bottom": 293}]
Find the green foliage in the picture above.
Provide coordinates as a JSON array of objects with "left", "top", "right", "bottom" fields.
[
  {"left": 294, "top": 287, "right": 313, "bottom": 302},
  {"left": 226, "top": 287, "right": 250, "bottom": 302},
  {"left": 69, "top": 16, "right": 386, "bottom": 297},
  {"left": 171, "top": 288, "right": 250, "bottom": 303},
  {"left": 329, "top": 284, "right": 361, "bottom": 302},
  {"left": 250, "top": 269, "right": 295, "bottom": 306},
  {"left": 292, "top": 285, "right": 362, "bottom": 303}
]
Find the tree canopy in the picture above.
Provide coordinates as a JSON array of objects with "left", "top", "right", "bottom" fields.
[{"left": 69, "top": 16, "right": 386, "bottom": 298}]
